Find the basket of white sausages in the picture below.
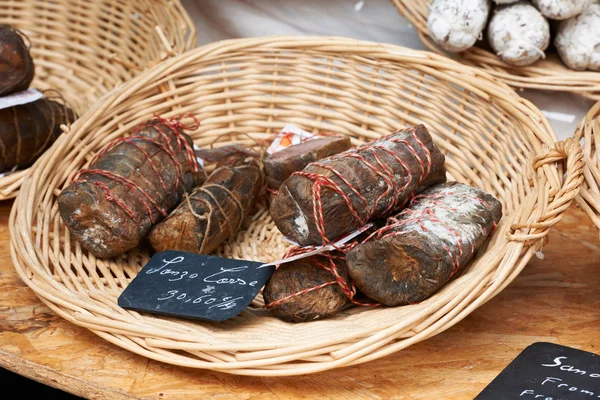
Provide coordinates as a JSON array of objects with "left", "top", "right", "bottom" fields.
[
  {"left": 392, "top": 0, "right": 600, "bottom": 101},
  {"left": 9, "top": 36, "right": 584, "bottom": 376}
]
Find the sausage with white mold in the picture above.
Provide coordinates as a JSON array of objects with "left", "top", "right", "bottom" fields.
[
  {"left": 554, "top": 2, "right": 600, "bottom": 71},
  {"left": 345, "top": 182, "right": 503, "bottom": 306},
  {"left": 532, "top": 0, "right": 590, "bottom": 20},
  {"left": 427, "top": 0, "right": 491, "bottom": 52},
  {"left": 487, "top": 2, "right": 551, "bottom": 66}
]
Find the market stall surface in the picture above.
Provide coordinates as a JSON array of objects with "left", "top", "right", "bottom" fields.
[
  {"left": 1, "top": 202, "right": 599, "bottom": 399},
  {"left": 2, "top": 0, "right": 599, "bottom": 398}
]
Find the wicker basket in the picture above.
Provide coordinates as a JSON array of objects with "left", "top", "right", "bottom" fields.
[
  {"left": 0, "top": 0, "right": 196, "bottom": 200},
  {"left": 9, "top": 36, "right": 585, "bottom": 376},
  {"left": 391, "top": 0, "right": 600, "bottom": 101},
  {"left": 574, "top": 101, "right": 600, "bottom": 237}
]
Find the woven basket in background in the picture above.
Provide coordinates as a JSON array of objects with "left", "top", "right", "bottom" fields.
[
  {"left": 574, "top": 102, "right": 600, "bottom": 237},
  {"left": 391, "top": 0, "right": 600, "bottom": 101},
  {"left": 9, "top": 36, "right": 585, "bottom": 376},
  {"left": 0, "top": 0, "right": 196, "bottom": 200}
]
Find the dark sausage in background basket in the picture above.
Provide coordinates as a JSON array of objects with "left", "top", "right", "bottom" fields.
[
  {"left": 270, "top": 124, "right": 446, "bottom": 246},
  {"left": 0, "top": 25, "right": 34, "bottom": 96},
  {"left": 346, "top": 181, "right": 502, "bottom": 306},
  {"left": 263, "top": 136, "right": 352, "bottom": 191},
  {"left": 0, "top": 94, "right": 76, "bottom": 172},
  {"left": 149, "top": 151, "right": 265, "bottom": 254},
  {"left": 58, "top": 117, "right": 207, "bottom": 259}
]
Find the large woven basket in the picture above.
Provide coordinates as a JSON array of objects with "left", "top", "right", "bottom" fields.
[
  {"left": 391, "top": 0, "right": 600, "bottom": 101},
  {"left": 9, "top": 36, "right": 585, "bottom": 376},
  {"left": 0, "top": 0, "right": 195, "bottom": 200},
  {"left": 574, "top": 101, "right": 600, "bottom": 237}
]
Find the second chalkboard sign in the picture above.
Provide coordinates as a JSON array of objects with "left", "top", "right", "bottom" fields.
[
  {"left": 476, "top": 342, "right": 600, "bottom": 400},
  {"left": 118, "top": 250, "right": 275, "bottom": 322}
]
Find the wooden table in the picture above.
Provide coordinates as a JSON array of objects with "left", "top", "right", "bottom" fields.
[{"left": 1, "top": 199, "right": 599, "bottom": 400}]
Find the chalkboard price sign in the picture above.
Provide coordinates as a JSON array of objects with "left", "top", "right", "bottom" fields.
[
  {"left": 476, "top": 342, "right": 600, "bottom": 400},
  {"left": 118, "top": 250, "right": 275, "bottom": 322}
]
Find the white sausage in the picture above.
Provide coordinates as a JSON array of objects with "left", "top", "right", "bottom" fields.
[
  {"left": 554, "top": 2, "right": 600, "bottom": 70},
  {"left": 488, "top": 2, "right": 551, "bottom": 66},
  {"left": 427, "top": 0, "right": 491, "bottom": 52},
  {"left": 532, "top": 0, "right": 590, "bottom": 20}
]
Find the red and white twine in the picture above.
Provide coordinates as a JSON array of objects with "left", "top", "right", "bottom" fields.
[{"left": 70, "top": 114, "right": 200, "bottom": 223}]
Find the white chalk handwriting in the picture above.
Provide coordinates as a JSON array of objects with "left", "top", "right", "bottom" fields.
[
  {"left": 144, "top": 255, "right": 258, "bottom": 286},
  {"left": 157, "top": 289, "right": 243, "bottom": 311}
]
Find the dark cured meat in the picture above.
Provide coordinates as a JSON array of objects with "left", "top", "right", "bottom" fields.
[
  {"left": 0, "top": 96, "right": 76, "bottom": 172},
  {"left": 346, "top": 182, "right": 502, "bottom": 306},
  {"left": 263, "top": 253, "right": 353, "bottom": 323},
  {"left": 148, "top": 153, "right": 265, "bottom": 254},
  {"left": 270, "top": 125, "right": 446, "bottom": 246},
  {"left": 0, "top": 25, "right": 34, "bottom": 96},
  {"left": 263, "top": 136, "right": 352, "bottom": 190},
  {"left": 58, "top": 117, "right": 207, "bottom": 258}
]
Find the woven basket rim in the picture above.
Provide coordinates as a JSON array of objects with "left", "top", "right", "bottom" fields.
[
  {"left": 9, "top": 35, "right": 585, "bottom": 376},
  {"left": 0, "top": 0, "right": 196, "bottom": 201},
  {"left": 390, "top": 0, "right": 600, "bottom": 101},
  {"left": 574, "top": 101, "right": 600, "bottom": 233}
]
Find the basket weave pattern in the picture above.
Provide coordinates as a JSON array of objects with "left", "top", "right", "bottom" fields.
[
  {"left": 0, "top": 0, "right": 195, "bottom": 199},
  {"left": 391, "top": 0, "right": 600, "bottom": 101},
  {"left": 574, "top": 102, "right": 600, "bottom": 237},
  {"left": 9, "top": 37, "right": 584, "bottom": 376}
]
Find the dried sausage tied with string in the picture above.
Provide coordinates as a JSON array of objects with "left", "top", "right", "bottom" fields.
[
  {"left": 270, "top": 124, "right": 446, "bottom": 246},
  {"left": 263, "top": 252, "right": 357, "bottom": 323},
  {"left": 346, "top": 182, "right": 503, "bottom": 306},
  {"left": 0, "top": 93, "right": 76, "bottom": 172},
  {"left": 149, "top": 152, "right": 265, "bottom": 255},
  {"left": 58, "top": 116, "right": 207, "bottom": 259}
]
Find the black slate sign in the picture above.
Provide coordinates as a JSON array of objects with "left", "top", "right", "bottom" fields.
[
  {"left": 118, "top": 250, "right": 274, "bottom": 322},
  {"left": 476, "top": 342, "right": 600, "bottom": 400}
]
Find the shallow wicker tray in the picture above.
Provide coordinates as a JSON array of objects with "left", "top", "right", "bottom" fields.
[
  {"left": 574, "top": 101, "right": 600, "bottom": 237},
  {"left": 0, "top": 0, "right": 195, "bottom": 200},
  {"left": 391, "top": 0, "right": 600, "bottom": 101},
  {"left": 10, "top": 36, "right": 585, "bottom": 376}
]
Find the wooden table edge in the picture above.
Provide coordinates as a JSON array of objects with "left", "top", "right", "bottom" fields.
[{"left": 0, "top": 349, "right": 137, "bottom": 400}]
